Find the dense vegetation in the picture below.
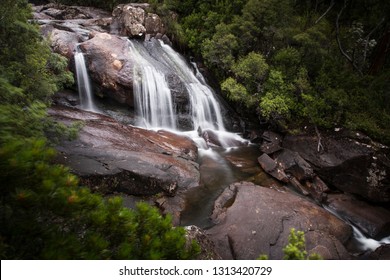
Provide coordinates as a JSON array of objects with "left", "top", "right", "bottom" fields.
[
  {"left": 161, "top": 0, "right": 390, "bottom": 143},
  {"left": 66, "top": 0, "right": 388, "bottom": 143},
  {"left": 0, "top": 0, "right": 199, "bottom": 259}
]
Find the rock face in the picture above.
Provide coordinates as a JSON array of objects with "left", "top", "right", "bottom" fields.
[
  {"left": 326, "top": 194, "right": 390, "bottom": 239},
  {"left": 207, "top": 182, "right": 352, "bottom": 260},
  {"left": 79, "top": 33, "right": 135, "bottom": 106},
  {"left": 283, "top": 134, "right": 390, "bottom": 203},
  {"left": 49, "top": 105, "right": 200, "bottom": 196},
  {"left": 111, "top": 4, "right": 165, "bottom": 38},
  {"left": 258, "top": 148, "right": 330, "bottom": 202}
]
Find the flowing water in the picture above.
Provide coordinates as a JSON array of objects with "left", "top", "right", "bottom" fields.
[
  {"left": 324, "top": 205, "right": 390, "bottom": 254},
  {"left": 128, "top": 39, "right": 226, "bottom": 133},
  {"left": 74, "top": 46, "right": 97, "bottom": 112}
]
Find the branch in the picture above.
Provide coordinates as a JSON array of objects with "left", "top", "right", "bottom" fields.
[
  {"left": 335, "top": 0, "right": 363, "bottom": 75},
  {"left": 315, "top": 0, "right": 335, "bottom": 25}
]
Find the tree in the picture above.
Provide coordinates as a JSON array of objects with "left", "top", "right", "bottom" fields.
[
  {"left": 0, "top": 0, "right": 199, "bottom": 260},
  {"left": 201, "top": 23, "right": 239, "bottom": 74}
]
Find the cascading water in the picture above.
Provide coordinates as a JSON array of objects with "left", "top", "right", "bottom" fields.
[
  {"left": 157, "top": 41, "right": 225, "bottom": 132},
  {"left": 128, "top": 39, "right": 246, "bottom": 148},
  {"left": 128, "top": 40, "right": 176, "bottom": 129},
  {"left": 324, "top": 205, "right": 390, "bottom": 254},
  {"left": 74, "top": 46, "right": 97, "bottom": 112}
]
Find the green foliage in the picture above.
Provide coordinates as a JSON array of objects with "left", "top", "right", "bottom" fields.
[
  {"left": 167, "top": 0, "right": 390, "bottom": 144},
  {"left": 232, "top": 52, "right": 269, "bottom": 89},
  {"left": 0, "top": 0, "right": 199, "bottom": 260},
  {"left": 221, "top": 77, "right": 253, "bottom": 107},
  {"left": 283, "top": 229, "right": 321, "bottom": 260},
  {"left": 260, "top": 70, "right": 295, "bottom": 120},
  {"left": 257, "top": 228, "right": 322, "bottom": 260},
  {"left": 201, "top": 23, "right": 239, "bottom": 73},
  {"left": 0, "top": 136, "right": 199, "bottom": 259}
]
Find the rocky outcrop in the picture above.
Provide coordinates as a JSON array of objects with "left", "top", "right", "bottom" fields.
[
  {"left": 49, "top": 105, "right": 200, "bottom": 196},
  {"left": 33, "top": 4, "right": 111, "bottom": 20},
  {"left": 258, "top": 149, "right": 329, "bottom": 202},
  {"left": 283, "top": 134, "right": 390, "bottom": 203},
  {"left": 78, "top": 33, "right": 135, "bottom": 106},
  {"left": 207, "top": 182, "right": 352, "bottom": 260},
  {"left": 111, "top": 4, "right": 165, "bottom": 38}
]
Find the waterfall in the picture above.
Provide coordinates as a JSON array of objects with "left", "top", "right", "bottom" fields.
[
  {"left": 128, "top": 40, "right": 176, "bottom": 129},
  {"left": 158, "top": 41, "right": 225, "bottom": 131},
  {"left": 128, "top": 39, "right": 225, "bottom": 131},
  {"left": 74, "top": 46, "right": 97, "bottom": 112},
  {"left": 128, "top": 39, "right": 248, "bottom": 149}
]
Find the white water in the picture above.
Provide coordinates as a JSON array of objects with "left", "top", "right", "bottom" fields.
[
  {"left": 128, "top": 39, "right": 247, "bottom": 149},
  {"left": 158, "top": 41, "right": 225, "bottom": 131},
  {"left": 74, "top": 46, "right": 97, "bottom": 112},
  {"left": 352, "top": 225, "right": 390, "bottom": 252},
  {"left": 129, "top": 40, "right": 176, "bottom": 129},
  {"left": 324, "top": 205, "right": 390, "bottom": 252}
]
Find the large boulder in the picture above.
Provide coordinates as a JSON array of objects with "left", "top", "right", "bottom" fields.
[
  {"left": 111, "top": 4, "right": 146, "bottom": 37},
  {"left": 283, "top": 134, "right": 390, "bottom": 203},
  {"left": 49, "top": 105, "right": 200, "bottom": 196},
  {"left": 79, "top": 33, "right": 135, "bottom": 106},
  {"left": 111, "top": 4, "right": 165, "bottom": 38},
  {"left": 207, "top": 182, "right": 352, "bottom": 259}
]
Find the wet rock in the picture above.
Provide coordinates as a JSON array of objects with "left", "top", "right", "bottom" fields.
[
  {"left": 52, "top": 90, "right": 79, "bottom": 107},
  {"left": 274, "top": 149, "right": 314, "bottom": 181},
  {"left": 249, "top": 130, "right": 262, "bottom": 143},
  {"left": 185, "top": 225, "right": 222, "bottom": 260},
  {"left": 49, "top": 28, "right": 79, "bottom": 59},
  {"left": 326, "top": 194, "right": 390, "bottom": 239},
  {"left": 200, "top": 129, "right": 249, "bottom": 148},
  {"left": 207, "top": 182, "right": 352, "bottom": 259},
  {"left": 283, "top": 134, "right": 390, "bottom": 203},
  {"left": 79, "top": 33, "right": 135, "bottom": 106},
  {"left": 257, "top": 154, "right": 289, "bottom": 182},
  {"left": 49, "top": 105, "right": 200, "bottom": 196},
  {"left": 366, "top": 244, "right": 390, "bottom": 260}
]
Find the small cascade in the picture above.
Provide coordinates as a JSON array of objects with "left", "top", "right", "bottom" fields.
[
  {"left": 128, "top": 40, "right": 176, "bottom": 129},
  {"left": 158, "top": 41, "right": 225, "bottom": 131},
  {"left": 128, "top": 39, "right": 247, "bottom": 149},
  {"left": 74, "top": 46, "right": 97, "bottom": 112},
  {"left": 324, "top": 205, "right": 390, "bottom": 254},
  {"left": 351, "top": 225, "right": 390, "bottom": 252}
]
